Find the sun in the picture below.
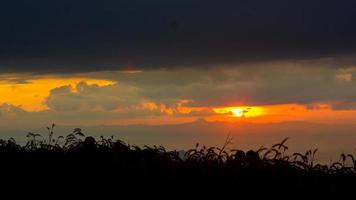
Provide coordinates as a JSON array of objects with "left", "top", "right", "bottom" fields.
[
  {"left": 213, "top": 106, "right": 264, "bottom": 118},
  {"left": 231, "top": 108, "right": 245, "bottom": 117}
]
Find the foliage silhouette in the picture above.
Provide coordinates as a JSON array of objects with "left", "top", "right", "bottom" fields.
[{"left": 0, "top": 125, "right": 355, "bottom": 197}]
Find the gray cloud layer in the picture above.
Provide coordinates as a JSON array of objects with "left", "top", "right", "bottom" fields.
[
  {"left": 1, "top": 63, "right": 356, "bottom": 128},
  {"left": 43, "top": 64, "right": 356, "bottom": 110},
  {"left": 1, "top": 0, "right": 356, "bottom": 73}
]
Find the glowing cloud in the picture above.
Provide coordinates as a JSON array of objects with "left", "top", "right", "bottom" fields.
[
  {"left": 213, "top": 106, "right": 265, "bottom": 118},
  {"left": 0, "top": 76, "right": 115, "bottom": 111}
]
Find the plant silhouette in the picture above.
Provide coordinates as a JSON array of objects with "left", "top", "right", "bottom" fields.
[{"left": 0, "top": 125, "right": 355, "bottom": 197}]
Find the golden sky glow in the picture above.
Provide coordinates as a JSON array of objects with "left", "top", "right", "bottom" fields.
[
  {"left": 213, "top": 106, "right": 265, "bottom": 118},
  {"left": 0, "top": 77, "right": 115, "bottom": 111},
  {"left": 1, "top": 74, "right": 356, "bottom": 126},
  {"left": 208, "top": 104, "right": 356, "bottom": 124}
]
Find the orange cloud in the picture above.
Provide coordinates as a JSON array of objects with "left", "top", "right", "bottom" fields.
[
  {"left": 140, "top": 100, "right": 208, "bottom": 116},
  {"left": 0, "top": 77, "right": 115, "bottom": 111}
]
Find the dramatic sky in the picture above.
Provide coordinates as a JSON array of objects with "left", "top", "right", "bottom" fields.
[{"left": 2, "top": 0, "right": 356, "bottom": 132}]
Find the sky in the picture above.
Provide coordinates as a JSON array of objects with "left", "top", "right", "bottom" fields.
[{"left": 1, "top": 1, "right": 356, "bottom": 153}]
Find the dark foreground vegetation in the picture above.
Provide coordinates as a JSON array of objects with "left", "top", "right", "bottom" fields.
[{"left": 1, "top": 124, "right": 355, "bottom": 197}]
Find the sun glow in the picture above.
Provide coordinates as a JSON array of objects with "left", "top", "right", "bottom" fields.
[
  {"left": 213, "top": 106, "right": 264, "bottom": 118},
  {"left": 231, "top": 108, "right": 245, "bottom": 117}
]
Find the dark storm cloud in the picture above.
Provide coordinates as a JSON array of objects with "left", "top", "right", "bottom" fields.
[{"left": 1, "top": 0, "right": 356, "bottom": 73}]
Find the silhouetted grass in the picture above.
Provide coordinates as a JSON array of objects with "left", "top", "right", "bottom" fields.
[{"left": 0, "top": 124, "right": 355, "bottom": 197}]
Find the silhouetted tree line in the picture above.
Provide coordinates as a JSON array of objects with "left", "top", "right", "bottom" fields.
[{"left": 0, "top": 124, "right": 355, "bottom": 197}]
